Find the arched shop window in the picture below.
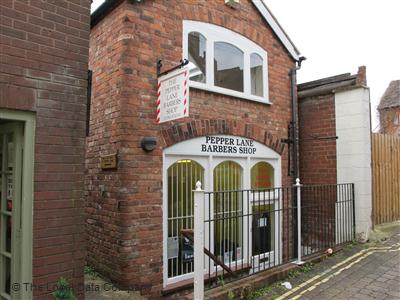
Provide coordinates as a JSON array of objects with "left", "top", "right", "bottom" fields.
[
  {"left": 250, "top": 161, "right": 275, "bottom": 262},
  {"left": 251, "top": 161, "right": 274, "bottom": 189},
  {"left": 167, "top": 159, "right": 204, "bottom": 278},
  {"left": 163, "top": 135, "right": 281, "bottom": 285},
  {"left": 213, "top": 161, "right": 243, "bottom": 263},
  {"left": 184, "top": 20, "right": 269, "bottom": 104}
]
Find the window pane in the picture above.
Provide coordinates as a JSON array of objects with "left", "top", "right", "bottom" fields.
[
  {"left": 251, "top": 53, "right": 263, "bottom": 97},
  {"left": 213, "top": 161, "right": 243, "bottom": 263},
  {"left": 251, "top": 162, "right": 274, "bottom": 189},
  {"left": 188, "top": 32, "right": 206, "bottom": 83},
  {"left": 167, "top": 160, "right": 204, "bottom": 278},
  {"left": 214, "top": 42, "right": 244, "bottom": 92},
  {"left": 6, "top": 216, "right": 11, "bottom": 253},
  {"left": 252, "top": 204, "right": 275, "bottom": 256},
  {"left": 2, "top": 257, "right": 11, "bottom": 295}
]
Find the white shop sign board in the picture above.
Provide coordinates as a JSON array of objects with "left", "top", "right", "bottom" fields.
[{"left": 156, "top": 67, "right": 189, "bottom": 123}]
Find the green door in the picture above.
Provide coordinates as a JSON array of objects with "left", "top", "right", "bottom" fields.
[{"left": 0, "top": 122, "right": 23, "bottom": 300}]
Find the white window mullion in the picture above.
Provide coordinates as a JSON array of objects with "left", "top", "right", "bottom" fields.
[
  {"left": 207, "top": 36, "right": 214, "bottom": 89},
  {"left": 264, "top": 52, "right": 269, "bottom": 100},
  {"left": 243, "top": 53, "right": 250, "bottom": 95},
  {"left": 182, "top": 26, "right": 188, "bottom": 61}
]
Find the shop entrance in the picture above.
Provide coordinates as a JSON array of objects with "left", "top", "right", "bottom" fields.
[
  {"left": 163, "top": 135, "right": 282, "bottom": 286},
  {"left": 0, "top": 111, "right": 34, "bottom": 300}
]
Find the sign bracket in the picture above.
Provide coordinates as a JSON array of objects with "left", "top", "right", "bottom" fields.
[{"left": 157, "top": 58, "right": 189, "bottom": 77}]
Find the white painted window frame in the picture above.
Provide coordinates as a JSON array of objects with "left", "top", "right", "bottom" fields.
[
  {"left": 162, "top": 136, "right": 281, "bottom": 287},
  {"left": 248, "top": 159, "right": 282, "bottom": 273},
  {"left": 183, "top": 21, "right": 270, "bottom": 104}
]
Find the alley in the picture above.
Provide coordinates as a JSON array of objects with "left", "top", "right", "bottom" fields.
[{"left": 276, "top": 225, "right": 400, "bottom": 300}]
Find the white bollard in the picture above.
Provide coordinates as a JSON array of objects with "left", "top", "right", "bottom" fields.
[
  {"left": 295, "top": 178, "right": 304, "bottom": 265},
  {"left": 193, "top": 181, "right": 205, "bottom": 300}
]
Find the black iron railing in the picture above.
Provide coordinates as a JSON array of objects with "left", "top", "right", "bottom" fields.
[{"left": 202, "top": 183, "right": 355, "bottom": 289}]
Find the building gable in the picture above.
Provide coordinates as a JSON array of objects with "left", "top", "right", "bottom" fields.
[{"left": 91, "top": 0, "right": 300, "bottom": 61}]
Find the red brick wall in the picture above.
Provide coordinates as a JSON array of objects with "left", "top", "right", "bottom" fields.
[
  {"left": 0, "top": 1, "right": 90, "bottom": 298},
  {"left": 298, "top": 94, "right": 337, "bottom": 250},
  {"left": 298, "top": 94, "right": 337, "bottom": 184},
  {"left": 379, "top": 107, "right": 400, "bottom": 136},
  {"left": 87, "top": 0, "right": 295, "bottom": 297}
]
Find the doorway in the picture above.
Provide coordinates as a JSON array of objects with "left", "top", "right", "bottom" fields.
[
  {"left": 0, "top": 111, "right": 35, "bottom": 300},
  {"left": 0, "top": 122, "right": 23, "bottom": 299}
]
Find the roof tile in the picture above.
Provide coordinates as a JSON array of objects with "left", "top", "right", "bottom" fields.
[{"left": 378, "top": 80, "right": 400, "bottom": 110}]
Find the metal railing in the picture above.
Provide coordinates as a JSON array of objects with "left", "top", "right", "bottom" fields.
[{"left": 195, "top": 183, "right": 355, "bottom": 290}]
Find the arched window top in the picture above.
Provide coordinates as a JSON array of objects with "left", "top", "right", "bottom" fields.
[
  {"left": 250, "top": 53, "right": 263, "bottom": 64},
  {"left": 183, "top": 21, "right": 269, "bottom": 104},
  {"left": 251, "top": 161, "right": 274, "bottom": 189},
  {"left": 214, "top": 160, "right": 243, "bottom": 192}
]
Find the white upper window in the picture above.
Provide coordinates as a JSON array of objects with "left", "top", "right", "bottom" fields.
[{"left": 183, "top": 21, "right": 269, "bottom": 104}]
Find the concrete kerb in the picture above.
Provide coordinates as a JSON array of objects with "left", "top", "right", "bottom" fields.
[
  {"left": 369, "top": 221, "right": 400, "bottom": 244},
  {"left": 200, "top": 251, "right": 338, "bottom": 300}
]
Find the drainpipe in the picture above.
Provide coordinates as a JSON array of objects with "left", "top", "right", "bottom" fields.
[
  {"left": 290, "top": 56, "right": 306, "bottom": 260},
  {"left": 289, "top": 56, "right": 306, "bottom": 183}
]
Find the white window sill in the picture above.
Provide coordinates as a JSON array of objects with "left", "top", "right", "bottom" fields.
[{"left": 189, "top": 81, "right": 271, "bottom": 105}]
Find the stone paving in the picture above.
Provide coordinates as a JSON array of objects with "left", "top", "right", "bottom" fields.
[
  {"left": 257, "top": 222, "right": 400, "bottom": 300},
  {"left": 83, "top": 222, "right": 400, "bottom": 300},
  {"left": 85, "top": 275, "right": 145, "bottom": 300},
  {"left": 294, "top": 242, "right": 400, "bottom": 300}
]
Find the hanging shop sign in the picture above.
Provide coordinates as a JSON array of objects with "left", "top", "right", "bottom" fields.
[{"left": 156, "top": 67, "right": 189, "bottom": 123}]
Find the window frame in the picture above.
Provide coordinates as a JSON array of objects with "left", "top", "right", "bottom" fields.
[
  {"left": 183, "top": 21, "right": 270, "bottom": 104},
  {"left": 162, "top": 136, "right": 282, "bottom": 287}
]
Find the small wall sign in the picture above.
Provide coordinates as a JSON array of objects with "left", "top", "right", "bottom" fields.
[
  {"left": 156, "top": 67, "right": 189, "bottom": 123},
  {"left": 100, "top": 154, "right": 117, "bottom": 169},
  {"left": 167, "top": 237, "right": 179, "bottom": 259}
]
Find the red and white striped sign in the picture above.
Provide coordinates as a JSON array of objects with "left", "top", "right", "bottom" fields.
[{"left": 157, "top": 67, "right": 189, "bottom": 123}]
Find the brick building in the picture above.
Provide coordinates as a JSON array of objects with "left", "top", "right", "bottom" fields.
[
  {"left": 87, "top": 0, "right": 302, "bottom": 297},
  {"left": 0, "top": 1, "right": 90, "bottom": 299},
  {"left": 378, "top": 80, "right": 400, "bottom": 136},
  {"left": 298, "top": 67, "right": 373, "bottom": 241}
]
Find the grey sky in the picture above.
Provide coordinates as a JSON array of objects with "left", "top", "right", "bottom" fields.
[{"left": 91, "top": 0, "right": 400, "bottom": 130}]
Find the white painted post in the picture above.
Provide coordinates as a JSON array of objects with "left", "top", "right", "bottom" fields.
[
  {"left": 193, "top": 181, "right": 204, "bottom": 300},
  {"left": 295, "top": 178, "right": 304, "bottom": 265}
]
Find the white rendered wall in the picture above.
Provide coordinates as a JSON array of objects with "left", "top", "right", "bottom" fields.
[{"left": 335, "top": 88, "right": 372, "bottom": 241}]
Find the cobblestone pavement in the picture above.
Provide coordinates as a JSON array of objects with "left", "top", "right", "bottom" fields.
[{"left": 258, "top": 222, "right": 400, "bottom": 300}]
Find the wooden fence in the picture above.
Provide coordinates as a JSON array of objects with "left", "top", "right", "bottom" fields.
[{"left": 372, "top": 133, "right": 400, "bottom": 225}]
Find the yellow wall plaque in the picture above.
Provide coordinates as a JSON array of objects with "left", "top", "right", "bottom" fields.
[{"left": 100, "top": 154, "right": 117, "bottom": 169}]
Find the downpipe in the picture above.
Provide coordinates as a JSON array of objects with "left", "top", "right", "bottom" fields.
[{"left": 290, "top": 56, "right": 306, "bottom": 259}]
